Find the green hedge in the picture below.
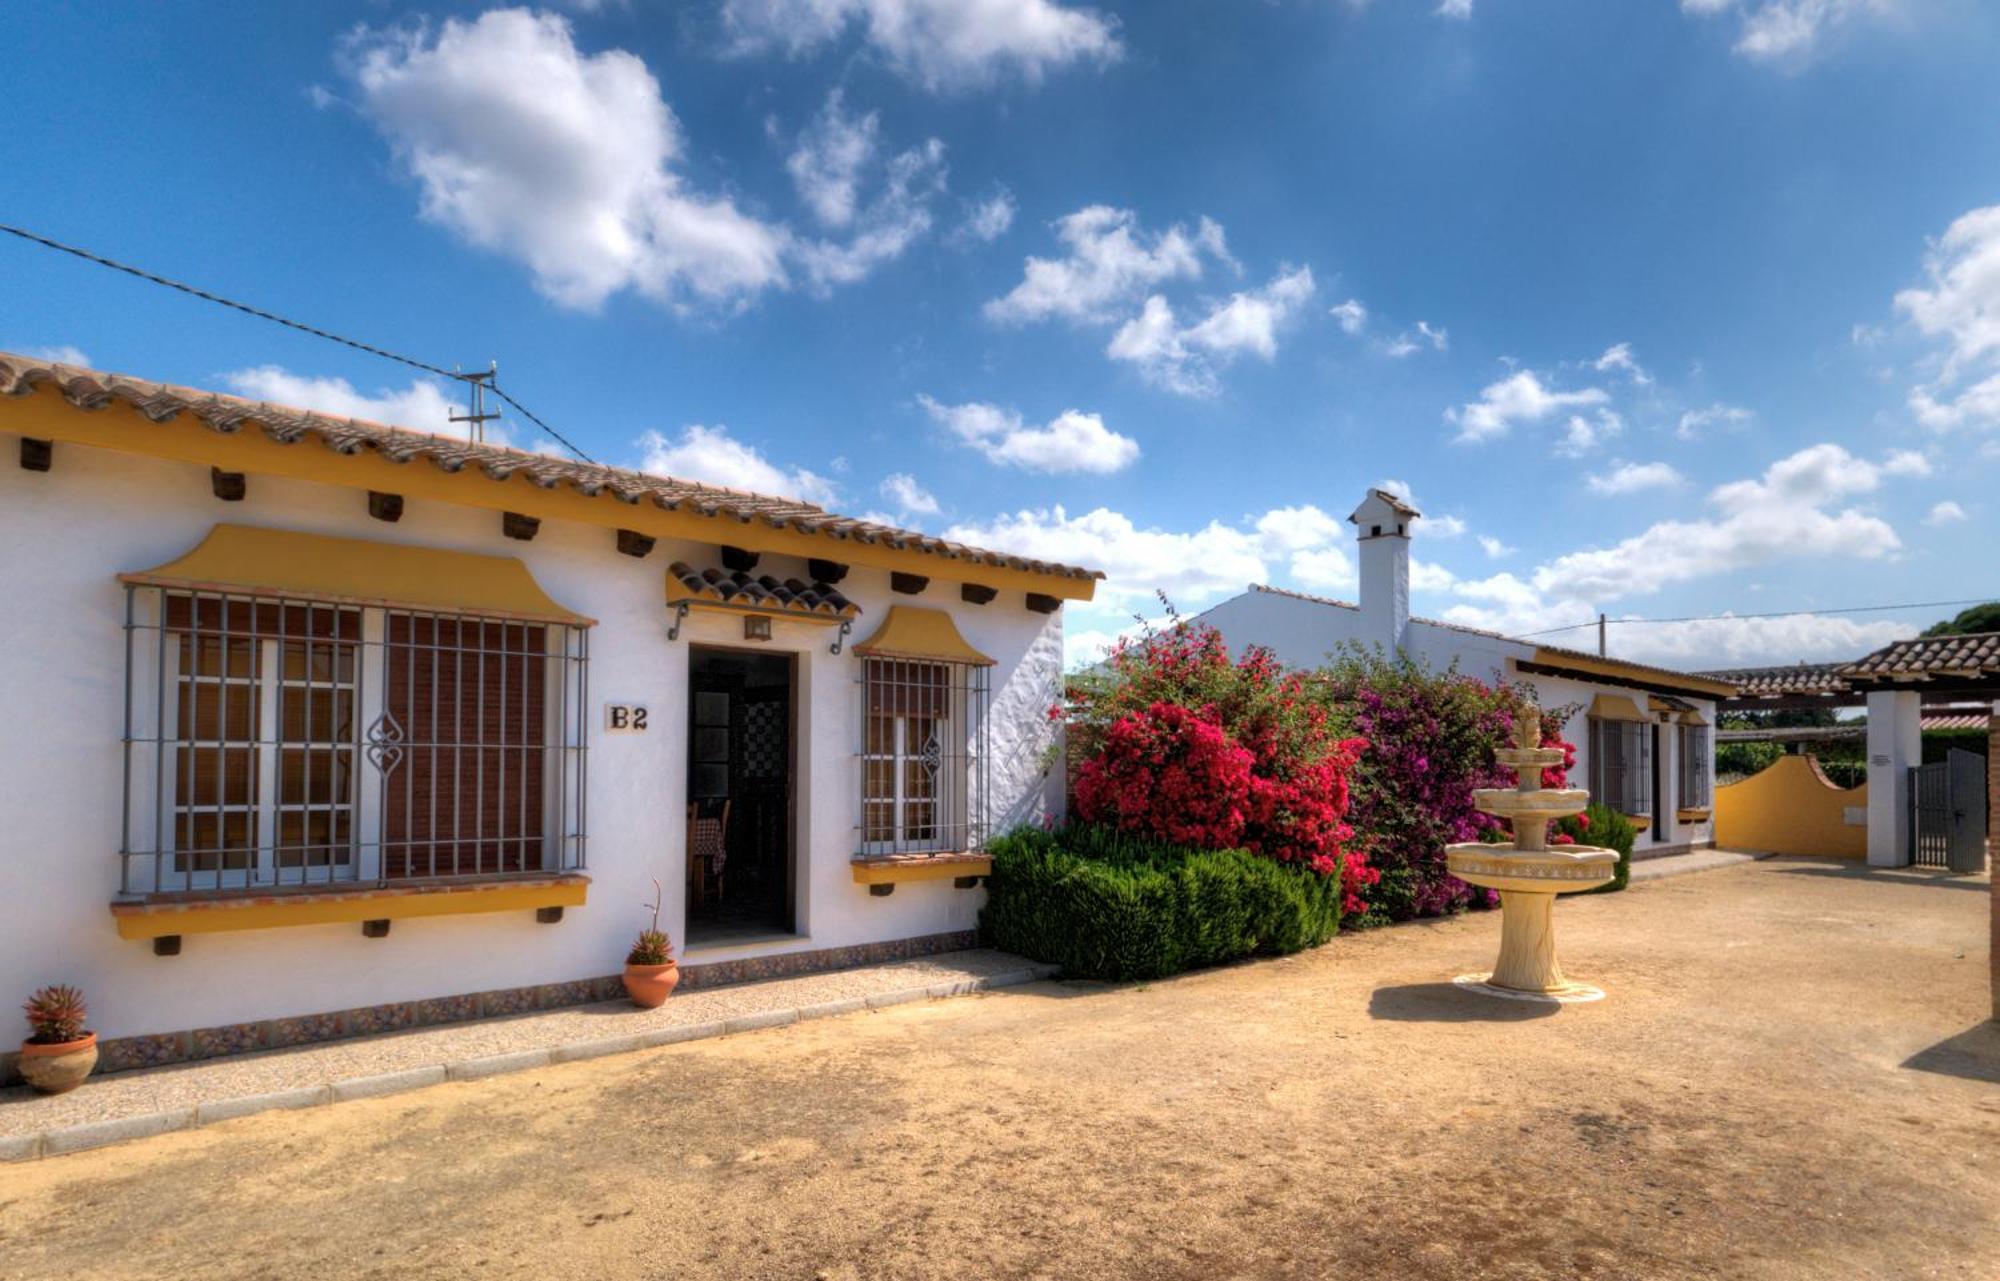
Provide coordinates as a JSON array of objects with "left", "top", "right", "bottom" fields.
[
  {"left": 979, "top": 825, "right": 1344, "bottom": 981},
  {"left": 1553, "top": 803, "right": 1636, "bottom": 895}
]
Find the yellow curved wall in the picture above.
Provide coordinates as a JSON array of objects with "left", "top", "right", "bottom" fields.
[{"left": 1714, "top": 755, "right": 1868, "bottom": 858}]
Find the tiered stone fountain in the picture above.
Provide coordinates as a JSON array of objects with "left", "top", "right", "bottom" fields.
[{"left": 1444, "top": 707, "right": 1616, "bottom": 1003}]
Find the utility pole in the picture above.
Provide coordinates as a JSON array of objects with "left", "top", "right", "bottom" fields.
[
  {"left": 1598, "top": 613, "right": 1607, "bottom": 656},
  {"left": 450, "top": 361, "right": 499, "bottom": 443}
]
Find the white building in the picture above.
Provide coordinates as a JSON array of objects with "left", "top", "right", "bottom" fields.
[
  {"left": 0, "top": 350, "right": 1095, "bottom": 1076},
  {"left": 1197, "top": 489, "right": 1732, "bottom": 859}
]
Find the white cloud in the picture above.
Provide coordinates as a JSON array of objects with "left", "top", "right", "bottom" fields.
[
  {"left": 786, "top": 88, "right": 879, "bottom": 227},
  {"left": 1592, "top": 341, "right": 1653, "bottom": 386},
  {"left": 720, "top": 0, "right": 1122, "bottom": 92},
  {"left": 18, "top": 344, "right": 90, "bottom": 366},
  {"left": 1382, "top": 320, "right": 1448, "bottom": 358},
  {"left": 791, "top": 134, "right": 947, "bottom": 290},
  {"left": 1290, "top": 546, "right": 1357, "bottom": 592},
  {"left": 1107, "top": 266, "right": 1316, "bottom": 396},
  {"left": 1681, "top": 0, "right": 1900, "bottom": 64},
  {"left": 1544, "top": 443, "right": 1903, "bottom": 602},
  {"left": 1436, "top": 0, "right": 1474, "bottom": 16},
  {"left": 919, "top": 394, "right": 1140, "bottom": 473},
  {"left": 1676, "top": 402, "right": 1755, "bottom": 439},
  {"left": 222, "top": 366, "right": 462, "bottom": 435},
  {"left": 1557, "top": 408, "right": 1624, "bottom": 458},
  {"left": 1897, "top": 204, "right": 2000, "bottom": 432},
  {"left": 945, "top": 505, "right": 1269, "bottom": 612},
  {"left": 1449, "top": 370, "right": 1609, "bottom": 444},
  {"left": 1926, "top": 499, "right": 1968, "bottom": 526},
  {"left": 1410, "top": 558, "right": 1458, "bottom": 593},
  {"left": 347, "top": 9, "right": 788, "bottom": 310},
  {"left": 1605, "top": 613, "right": 1916, "bottom": 669},
  {"left": 880, "top": 471, "right": 940, "bottom": 516},
  {"left": 1881, "top": 448, "right": 1932, "bottom": 477},
  {"left": 1421, "top": 513, "right": 1469, "bottom": 539},
  {"left": 1478, "top": 535, "right": 1516, "bottom": 559},
  {"left": 636, "top": 423, "right": 839, "bottom": 504},
  {"left": 1329, "top": 298, "right": 1367, "bottom": 335},
  {"left": 984, "top": 205, "right": 1225, "bottom": 324},
  {"left": 958, "top": 188, "right": 1016, "bottom": 242},
  {"left": 1255, "top": 505, "right": 1345, "bottom": 553},
  {"left": 1587, "top": 460, "right": 1686, "bottom": 496}
]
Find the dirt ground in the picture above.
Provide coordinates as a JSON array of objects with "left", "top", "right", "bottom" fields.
[{"left": 3, "top": 857, "right": 1996, "bottom": 1281}]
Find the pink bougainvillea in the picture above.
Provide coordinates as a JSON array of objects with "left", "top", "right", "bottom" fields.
[{"left": 1064, "top": 617, "right": 1371, "bottom": 911}]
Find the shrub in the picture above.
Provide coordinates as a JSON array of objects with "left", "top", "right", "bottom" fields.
[
  {"left": 980, "top": 824, "right": 1344, "bottom": 981},
  {"left": 1063, "top": 614, "right": 1368, "bottom": 910},
  {"left": 23, "top": 984, "right": 88, "bottom": 1044},
  {"left": 1316, "top": 650, "right": 1566, "bottom": 924},
  {"left": 1553, "top": 803, "right": 1636, "bottom": 895}
]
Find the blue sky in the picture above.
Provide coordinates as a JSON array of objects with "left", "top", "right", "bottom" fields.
[{"left": 6, "top": 0, "right": 2000, "bottom": 668}]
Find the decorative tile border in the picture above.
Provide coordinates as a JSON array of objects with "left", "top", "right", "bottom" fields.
[{"left": 6, "top": 930, "right": 981, "bottom": 1086}]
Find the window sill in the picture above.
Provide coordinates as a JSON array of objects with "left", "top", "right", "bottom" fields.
[
  {"left": 109, "top": 874, "right": 590, "bottom": 939},
  {"left": 1676, "top": 808, "right": 1713, "bottom": 823},
  {"left": 850, "top": 852, "right": 991, "bottom": 886}
]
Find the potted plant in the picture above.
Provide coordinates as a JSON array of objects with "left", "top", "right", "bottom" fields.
[
  {"left": 20, "top": 984, "right": 97, "bottom": 1095},
  {"left": 621, "top": 881, "right": 680, "bottom": 1008}
]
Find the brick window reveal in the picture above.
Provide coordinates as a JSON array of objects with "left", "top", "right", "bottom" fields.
[{"left": 122, "top": 587, "right": 588, "bottom": 898}]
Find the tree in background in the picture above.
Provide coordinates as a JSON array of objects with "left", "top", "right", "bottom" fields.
[{"left": 1922, "top": 602, "right": 2000, "bottom": 637}]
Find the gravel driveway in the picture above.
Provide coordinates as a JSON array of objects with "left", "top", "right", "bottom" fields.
[{"left": 1, "top": 856, "right": 1994, "bottom": 1280}]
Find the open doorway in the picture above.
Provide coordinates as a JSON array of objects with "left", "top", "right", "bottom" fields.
[{"left": 686, "top": 647, "right": 796, "bottom": 948}]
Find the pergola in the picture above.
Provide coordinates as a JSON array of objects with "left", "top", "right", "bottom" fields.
[{"left": 1705, "top": 634, "right": 2000, "bottom": 867}]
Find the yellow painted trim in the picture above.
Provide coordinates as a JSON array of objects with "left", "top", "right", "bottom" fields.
[
  {"left": 124, "top": 523, "right": 593, "bottom": 625},
  {"left": 852, "top": 606, "right": 996, "bottom": 667},
  {"left": 1589, "top": 693, "right": 1650, "bottom": 723},
  {"left": 109, "top": 877, "right": 589, "bottom": 939},
  {"left": 1532, "top": 648, "right": 1736, "bottom": 698},
  {"left": 849, "top": 855, "right": 991, "bottom": 885},
  {"left": 1, "top": 388, "right": 1096, "bottom": 600}
]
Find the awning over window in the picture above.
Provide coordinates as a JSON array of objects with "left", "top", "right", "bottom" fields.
[
  {"left": 1590, "top": 693, "right": 1650, "bottom": 722},
  {"left": 1650, "top": 694, "right": 1709, "bottom": 726},
  {"left": 852, "top": 606, "right": 995, "bottom": 667},
  {"left": 120, "top": 523, "right": 593, "bottom": 626}
]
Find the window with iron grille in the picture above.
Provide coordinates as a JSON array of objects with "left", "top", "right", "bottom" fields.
[
  {"left": 858, "top": 657, "right": 989, "bottom": 855},
  {"left": 121, "top": 587, "right": 589, "bottom": 897},
  {"left": 1678, "top": 724, "right": 1712, "bottom": 811},
  {"left": 1588, "top": 716, "right": 1652, "bottom": 817}
]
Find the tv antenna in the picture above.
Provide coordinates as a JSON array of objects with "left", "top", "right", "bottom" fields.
[{"left": 450, "top": 361, "right": 500, "bottom": 443}]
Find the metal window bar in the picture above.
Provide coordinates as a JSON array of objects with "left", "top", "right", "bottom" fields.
[
  {"left": 1679, "top": 726, "right": 1712, "bottom": 810},
  {"left": 120, "top": 586, "right": 589, "bottom": 897},
  {"left": 855, "top": 657, "right": 990, "bottom": 857}
]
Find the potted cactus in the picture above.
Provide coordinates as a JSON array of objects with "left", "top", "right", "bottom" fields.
[
  {"left": 621, "top": 881, "right": 680, "bottom": 1008},
  {"left": 20, "top": 984, "right": 97, "bottom": 1094}
]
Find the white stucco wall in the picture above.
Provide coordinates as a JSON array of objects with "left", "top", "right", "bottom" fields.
[{"left": 0, "top": 435, "right": 1064, "bottom": 1039}]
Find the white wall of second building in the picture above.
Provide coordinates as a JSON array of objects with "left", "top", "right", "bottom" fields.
[{"left": 0, "top": 435, "right": 1064, "bottom": 1039}]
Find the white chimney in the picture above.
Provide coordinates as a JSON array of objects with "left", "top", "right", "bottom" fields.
[{"left": 1349, "top": 488, "right": 1418, "bottom": 655}]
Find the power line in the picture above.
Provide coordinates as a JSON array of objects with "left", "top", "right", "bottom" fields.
[
  {"left": 0, "top": 221, "right": 595, "bottom": 463},
  {"left": 1517, "top": 596, "right": 1999, "bottom": 639}
]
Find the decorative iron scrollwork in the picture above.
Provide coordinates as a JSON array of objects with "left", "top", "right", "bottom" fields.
[{"left": 365, "top": 711, "right": 405, "bottom": 775}]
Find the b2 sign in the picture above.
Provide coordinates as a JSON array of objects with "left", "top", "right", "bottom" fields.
[{"left": 605, "top": 704, "right": 649, "bottom": 733}]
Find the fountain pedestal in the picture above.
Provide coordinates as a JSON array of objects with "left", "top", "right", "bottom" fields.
[{"left": 1443, "top": 711, "right": 1616, "bottom": 1003}]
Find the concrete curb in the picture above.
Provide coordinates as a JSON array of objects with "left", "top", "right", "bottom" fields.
[{"left": 5, "top": 961, "right": 1057, "bottom": 1163}]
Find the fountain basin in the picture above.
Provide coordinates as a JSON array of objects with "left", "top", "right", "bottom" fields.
[
  {"left": 1467, "top": 788, "right": 1591, "bottom": 821},
  {"left": 1445, "top": 843, "right": 1618, "bottom": 895}
]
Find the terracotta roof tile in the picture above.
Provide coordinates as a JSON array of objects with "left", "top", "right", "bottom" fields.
[
  {"left": 0, "top": 350, "right": 1103, "bottom": 584},
  {"left": 667, "top": 562, "right": 858, "bottom": 618},
  {"left": 1698, "top": 662, "right": 1851, "bottom": 698},
  {"left": 1840, "top": 631, "right": 2000, "bottom": 681}
]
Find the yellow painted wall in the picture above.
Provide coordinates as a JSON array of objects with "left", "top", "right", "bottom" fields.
[{"left": 1714, "top": 754, "right": 1868, "bottom": 858}]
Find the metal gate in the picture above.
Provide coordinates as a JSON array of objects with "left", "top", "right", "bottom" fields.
[{"left": 1909, "top": 748, "right": 1987, "bottom": 872}]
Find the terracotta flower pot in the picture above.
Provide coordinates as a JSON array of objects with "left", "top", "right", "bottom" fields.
[
  {"left": 19, "top": 1032, "right": 98, "bottom": 1095},
  {"left": 622, "top": 961, "right": 680, "bottom": 1008}
]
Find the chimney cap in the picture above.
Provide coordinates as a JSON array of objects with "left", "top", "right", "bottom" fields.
[{"left": 1349, "top": 487, "right": 1421, "bottom": 529}]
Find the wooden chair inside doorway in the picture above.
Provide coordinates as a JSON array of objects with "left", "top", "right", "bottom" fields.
[{"left": 686, "top": 799, "right": 731, "bottom": 910}]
